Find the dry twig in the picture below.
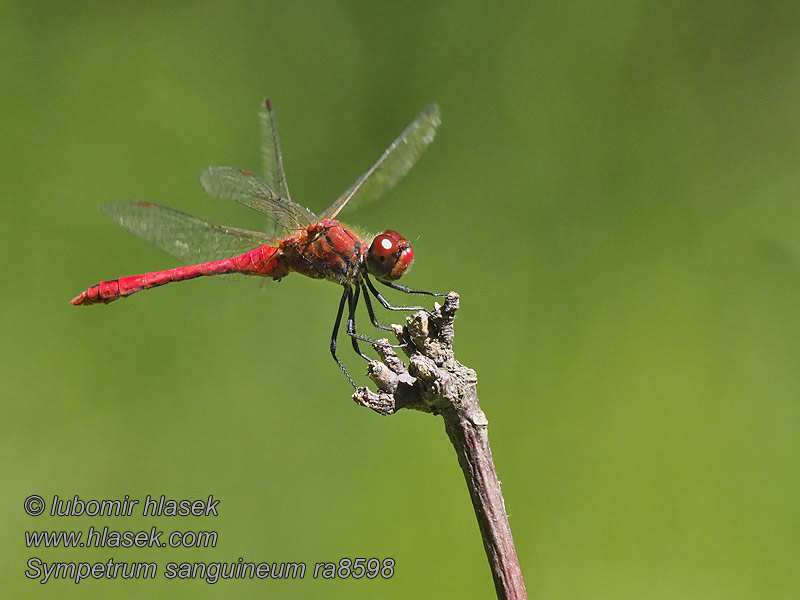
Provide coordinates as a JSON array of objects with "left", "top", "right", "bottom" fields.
[{"left": 352, "top": 292, "right": 527, "bottom": 599}]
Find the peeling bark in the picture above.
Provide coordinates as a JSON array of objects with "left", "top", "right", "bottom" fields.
[{"left": 353, "top": 292, "right": 527, "bottom": 599}]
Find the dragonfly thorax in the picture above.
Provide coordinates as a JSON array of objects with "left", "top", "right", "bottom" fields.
[{"left": 366, "top": 230, "right": 414, "bottom": 281}]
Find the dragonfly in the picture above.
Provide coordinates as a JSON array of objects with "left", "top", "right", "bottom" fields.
[{"left": 71, "top": 99, "right": 443, "bottom": 387}]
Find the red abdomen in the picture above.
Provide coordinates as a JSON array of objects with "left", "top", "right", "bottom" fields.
[{"left": 71, "top": 245, "right": 286, "bottom": 305}]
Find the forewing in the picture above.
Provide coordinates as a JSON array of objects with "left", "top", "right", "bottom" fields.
[
  {"left": 259, "top": 98, "right": 293, "bottom": 202},
  {"left": 321, "top": 103, "right": 441, "bottom": 220},
  {"left": 102, "top": 200, "right": 272, "bottom": 263},
  {"left": 200, "top": 167, "right": 317, "bottom": 236}
]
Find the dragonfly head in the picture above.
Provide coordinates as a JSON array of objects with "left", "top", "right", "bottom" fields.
[{"left": 366, "top": 230, "right": 414, "bottom": 281}]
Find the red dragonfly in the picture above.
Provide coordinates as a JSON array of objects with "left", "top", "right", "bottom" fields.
[{"left": 72, "top": 99, "right": 442, "bottom": 387}]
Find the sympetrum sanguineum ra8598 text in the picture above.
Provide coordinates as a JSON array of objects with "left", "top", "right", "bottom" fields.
[{"left": 71, "top": 99, "right": 443, "bottom": 387}]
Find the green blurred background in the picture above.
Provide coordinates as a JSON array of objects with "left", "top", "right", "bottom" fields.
[{"left": 3, "top": 1, "right": 800, "bottom": 597}]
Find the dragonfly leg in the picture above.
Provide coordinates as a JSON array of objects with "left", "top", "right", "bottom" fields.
[
  {"left": 346, "top": 284, "right": 407, "bottom": 349},
  {"left": 346, "top": 286, "right": 374, "bottom": 362},
  {"left": 331, "top": 287, "right": 357, "bottom": 389},
  {"left": 364, "top": 275, "right": 430, "bottom": 314},
  {"left": 361, "top": 282, "right": 393, "bottom": 331},
  {"left": 376, "top": 278, "right": 446, "bottom": 297},
  {"left": 360, "top": 282, "right": 409, "bottom": 349}
]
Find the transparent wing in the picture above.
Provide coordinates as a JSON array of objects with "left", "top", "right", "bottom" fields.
[
  {"left": 321, "top": 103, "right": 441, "bottom": 220},
  {"left": 260, "top": 98, "right": 293, "bottom": 202},
  {"left": 200, "top": 167, "right": 317, "bottom": 236},
  {"left": 102, "top": 200, "right": 273, "bottom": 263}
]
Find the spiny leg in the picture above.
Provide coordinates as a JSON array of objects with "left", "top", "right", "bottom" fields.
[
  {"left": 365, "top": 274, "right": 432, "bottom": 314},
  {"left": 346, "top": 285, "right": 373, "bottom": 362},
  {"left": 344, "top": 285, "right": 404, "bottom": 351},
  {"left": 360, "top": 281, "right": 409, "bottom": 349},
  {"left": 376, "top": 278, "right": 446, "bottom": 297},
  {"left": 330, "top": 286, "right": 357, "bottom": 389},
  {"left": 361, "top": 281, "right": 393, "bottom": 331}
]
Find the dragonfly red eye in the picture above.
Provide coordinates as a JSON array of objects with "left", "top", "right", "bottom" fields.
[{"left": 367, "top": 230, "right": 414, "bottom": 280}]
